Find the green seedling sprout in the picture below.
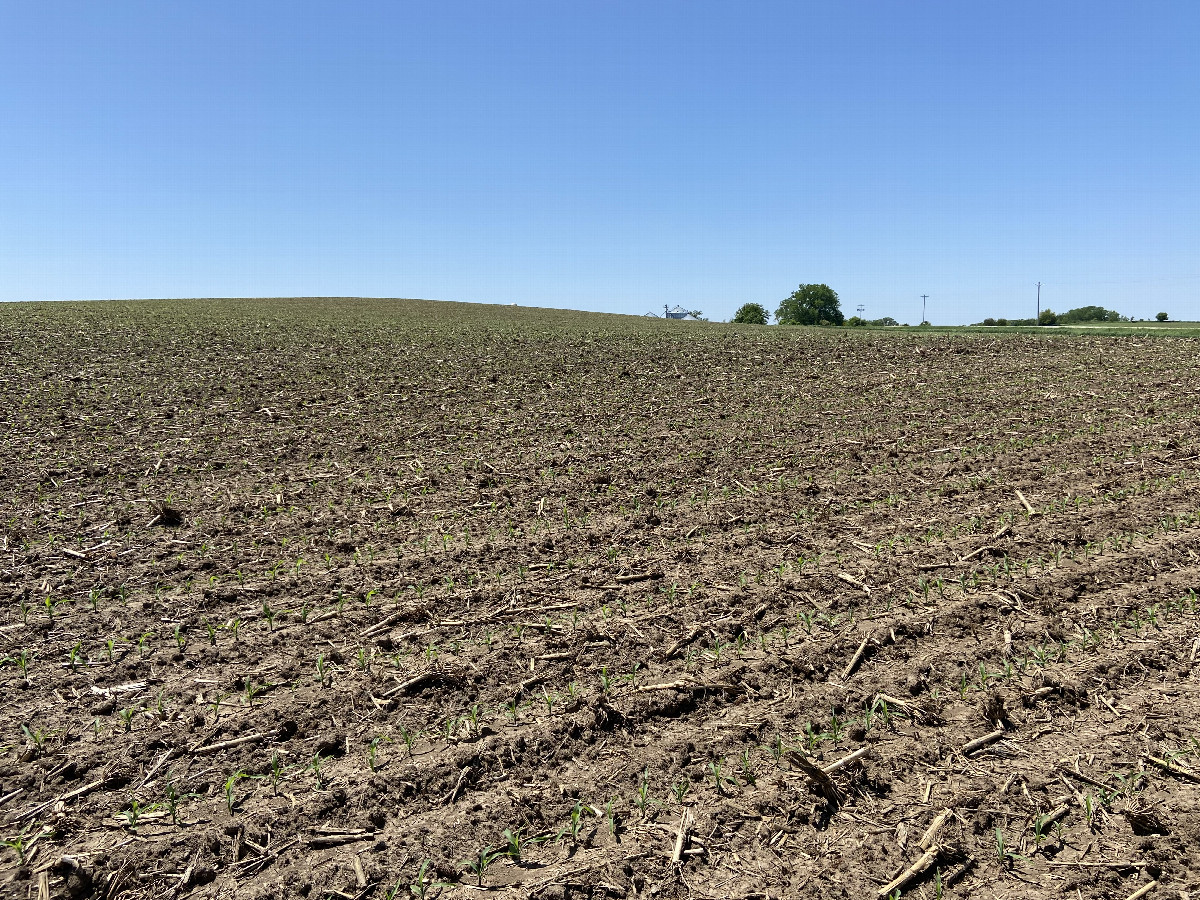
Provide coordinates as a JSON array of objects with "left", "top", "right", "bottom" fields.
[
  {"left": 4, "top": 649, "right": 33, "bottom": 680},
  {"left": 605, "top": 797, "right": 620, "bottom": 838},
  {"left": 368, "top": 735, "right": 390, "bottom": 772},
  {"left": 459, "top": 846, "right": 505, "bottom": 886},
  {"left": 707, "top": 757, "right": 737, "bottom": 795},
  {"left": 163, "top": 780, "right": 183, "bottom": 825},
  {"left": 244, "top": 681, "right": 267, "bottom": 707},
  {"left": 738, "top": 749, "right": 757, "bottom": 786},
  {"left": 634, "top": 767, "right": 653, "bottom": 814},
  {"left": 501, "top": 827, "right": 524, "bottom": 863},
  {"left": 223, "top": 771, "right": 245, "bottom": 814},
  {"left": 405, "top": 859, "right": 449, "bottom": 900},
  {"left": 21, "top": 724, "right": 46, "bottom": 754},
  {"left": 122, "top": 797, "right": 155, "bottom": 831},
  {"left": 266, "top": 752, "right": 286, "bottom": 795},
  {"left": 558, "top": 801, "right": 586, "bottom": 844},
  {"left": 994, "top": 827, "right": 1024, "bottom": 866},
  {"left": 397, "top": 726, "right": 417, "bottom": 757},
  {"left": 2, "top": 829, "right": 31, "bottom": 865},
  {"left": 309, "top": 752, "right": 325, "bottom": 788}
]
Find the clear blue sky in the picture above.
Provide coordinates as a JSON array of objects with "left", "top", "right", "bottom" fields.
[{"left": 3, "top": 1, "right": 1198, "bottom": 324}]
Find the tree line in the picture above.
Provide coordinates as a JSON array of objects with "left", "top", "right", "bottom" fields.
[{"left": 729, "top": 290, "right": 1171, "bottom": 327}]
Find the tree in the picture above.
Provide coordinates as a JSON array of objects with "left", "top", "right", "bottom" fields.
[
  {"left": 1157, "top": 312, "right": 1169, "bottom": 322},
  {"left": 686, "top": 309, "right": 707, "bottom": 320},
  {"left": 732, "top": 303, "right": 769, "bottom": 325},
  {"left": 1038, "top": 309, "right": 1057, "bottom": 325},
  {"left": 1057, "top": 305, "right": 1124, "bottom": 324},
  {"left": 775, "top": 284, "right": 844, "bottom": 326}
]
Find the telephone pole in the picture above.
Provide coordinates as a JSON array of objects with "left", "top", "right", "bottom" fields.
[
  {"left": 1036, "top": 282, "right": 1041, "bottom": 322},
  {"left": 920, "top": 294, "right": 929, "bottom": 324}
]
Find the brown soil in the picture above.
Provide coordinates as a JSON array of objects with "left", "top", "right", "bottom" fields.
[{"left": 2, "top": 298, "right": 1199, "bottom": 899}]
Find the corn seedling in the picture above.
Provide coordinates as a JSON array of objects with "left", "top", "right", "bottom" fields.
[
  {"left": 707, "top": 757, "right": 738, "bottom": 795},
  {"left": 765, "top": 733, "right": 787, "bottom": 765},
  {"left": 121, "top": 797, "right": 154, "bottom": 831},
  {"left": 224, "top": 771, "right": 245, "bottom": 814},
  {"left": 459, "top": 846, "right": 506, "bottom": 886},
  {"left": 994, "top": 827, "right": 1023, "bottom": 867},
  {"left": 738, "top": 749, "right": 757, "bottom": 786},
  {"left": 21, "top": 724, "right": 46, "bottom": 754},
  {"left": 398, "top": 859, "right": 447, "bottom": 900},
  {"left": 244, "top": 681, "right": 267, "bottom": 707},
  {"left": 671, "top": 779, "right": 690, "bottom": 802},
  {"left": 604, "top": 796, "right": 620, "bottom": 838},
  {"left": 368, "top": 735, "right": 390, "bottom": 772},
  {"left": 634, "top": 767, "right": 653, "bottom": 814},
  {"left": 2, "top": 829, "right": 31, "bottom": 865},
  {"left": 397, "top": 725, "right": 417, "bottom": 757},
  {"left": 501, "top": 827, "right": 524, "bottom": 862},
  {"left": 163, "top": 780, "right": 183, "bottom": 824},
  {"left": 558, "top": 801, "right": 586, "bottom": 844},
  {"left": 4, "top": 649, "right": 33, "bottom": 680}
]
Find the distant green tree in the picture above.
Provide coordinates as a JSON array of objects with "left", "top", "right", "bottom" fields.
[
  {"left": 1038, "top": 309, "right": 1058, "bottom": 325},
  {"left": 1157, "top": 312, "right": 1169, "bottom": 322},
  {"left": 685, "top": 309, "right": 707, "bottom": 320},
  {"left": 869, "top": 316, "right": 899, "bottom": 327},
  {"left": 776, "top": 284, "right": 844, "bottom": 326},
  {"left": 845, "top": 316, "right": 867, "bottom": 327},
  {"left": 981, "top": 318, "right": 997, "bottom": 326},
  {"left": 732, "top": 303, "right": 769, "bottom": 325},
  {"left": 1057, "top": 305, "right": 1124, "bottom": 324}
]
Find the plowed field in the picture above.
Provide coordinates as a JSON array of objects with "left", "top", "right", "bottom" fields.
[{"left": 2, "top": 298, "right": 1199, "bottom": 900}]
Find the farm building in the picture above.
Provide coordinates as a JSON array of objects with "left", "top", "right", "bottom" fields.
[{"left": 646, "top": 304, "right": 702, "bottom": 320}]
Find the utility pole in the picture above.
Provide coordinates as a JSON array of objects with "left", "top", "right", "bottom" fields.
[
  {"left": 920, "top": 294, "right": 929, "bottom": 324},
  {"left": 1036, "top": 282, "right": 1041, "bottom": 322}
]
